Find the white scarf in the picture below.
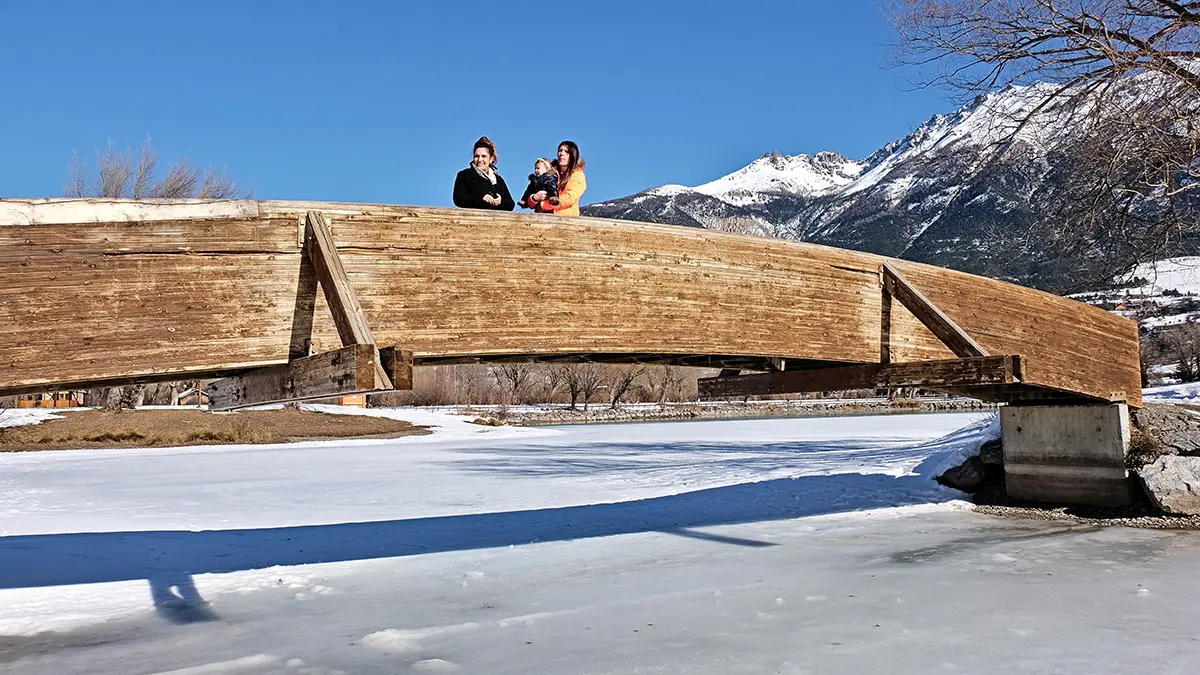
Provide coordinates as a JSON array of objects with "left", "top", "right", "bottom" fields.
[{"left": 473, "top": 164, "right": 497, "bottom": 185}]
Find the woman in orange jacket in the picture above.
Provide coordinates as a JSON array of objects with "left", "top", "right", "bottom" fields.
[{"left": 529, "top": 140, "right": 586, "bottom": 216}]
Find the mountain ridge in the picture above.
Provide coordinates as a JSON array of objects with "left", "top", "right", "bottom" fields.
[{"left": 582, "top": 84, "right": 1114, "bottom": 290}]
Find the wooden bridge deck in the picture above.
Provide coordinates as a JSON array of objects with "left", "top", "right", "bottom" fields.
[{"left": 0, "top": 199, "right": 1141, "bottom": 406}]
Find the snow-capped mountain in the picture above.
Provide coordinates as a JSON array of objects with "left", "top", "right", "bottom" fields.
[
  {"left": 584, "top": 84, "right": 1151, "bottom": 291},
  {"left": 689, "top": 151, "right": 864, "bottom": 204}
]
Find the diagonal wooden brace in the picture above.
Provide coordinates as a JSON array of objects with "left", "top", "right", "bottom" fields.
[
  {"left": 305, "top": 212, "right": 377, "bottom": 348},
  {"left": 305, "top": 210, "right": 394, "bottom": 389},
  {"left": 208, "top": 211, "right": 412, "bottom": 409},
  {"left": 880, "top": 262, "right": 988, "bottom": 359}
]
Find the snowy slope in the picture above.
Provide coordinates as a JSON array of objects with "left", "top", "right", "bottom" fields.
[
  {"left": 1074, "top": 257, "right": 1198, "bottom": 385},
  {"left": 1075, "top": 257, "right": 1200, "bottom": 326},
  {"left": 691, "top": 151, "right": 864, "bottom": 205},
  {"left": 1131, "top": 256, "right": 1200, "bottom": 296},
  {"left": 596, "top": 85, "right": 1056, "bottom": 211}
]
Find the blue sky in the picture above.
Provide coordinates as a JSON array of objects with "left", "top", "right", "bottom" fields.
[{"left": 1, "top": 0, "right": 954, "bottom": 206}]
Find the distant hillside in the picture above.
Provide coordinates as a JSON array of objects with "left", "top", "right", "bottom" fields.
[{"left": 583, "top": 84, "right": 1198, "bottom": 292}]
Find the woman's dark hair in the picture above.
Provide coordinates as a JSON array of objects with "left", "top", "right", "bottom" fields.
[
  {"left": 474, "top": 136, "right": 498, "bottom": 167},
  {"left": 557, "top": 140, "right": 582, "bottom": 177}
]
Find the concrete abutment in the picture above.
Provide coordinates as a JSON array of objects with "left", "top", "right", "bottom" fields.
[{"left": 1000, "top": 403, "right": 1132, "bottom": 507}]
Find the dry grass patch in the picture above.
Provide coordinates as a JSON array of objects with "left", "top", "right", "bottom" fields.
[{"left": 0, "top": 407, "right": 429, "bottom": 452}]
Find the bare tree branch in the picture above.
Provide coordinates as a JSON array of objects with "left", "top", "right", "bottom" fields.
[
  {"left": 888, "top": 0, "right": 1200, "bottom": 286},
  {"left": 197, "top": 167, "right": 238, "bottom": 199},
  {"left": 153, "top": 157, "right": 200, "bottom": 199},
  {"left": 96, "top": 140, "right": 132, "bottom": 198},
  {"left": 65, "top": 151, "right": 88, "bottom": 198},
  {"left": 65, "top": 139, "right": 242, "bottom": 200},
  {"left": 132, "top": 137, "right": 158, "bottom": 199}
]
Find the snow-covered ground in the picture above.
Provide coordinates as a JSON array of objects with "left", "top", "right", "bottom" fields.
[
  {"left": 1074, "top": 256, "right": 1200, "bottom": 328},
  {"left": 0, "top": 408, "right": 66, "bottom": 429},
  {"left": 1143, "top": 381, "right": 1200, "bottom": 403},
  {"left": 1131, "top": 257, "right": 1200, "bottom": 296},
  {"left": 3, "top": 409, "right": 1200, "bottom": 674}
]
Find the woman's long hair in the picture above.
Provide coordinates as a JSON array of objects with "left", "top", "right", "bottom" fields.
[
  {"left": 474, "top": 136, "right": 498, "bottom": 168},
  {"left": 557, "top": 140, "right": 583, "bottom": 178}
]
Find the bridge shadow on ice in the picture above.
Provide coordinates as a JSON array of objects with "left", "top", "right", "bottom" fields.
[{"left": 0, "top": 417, "right": 992, "bottom": 619}]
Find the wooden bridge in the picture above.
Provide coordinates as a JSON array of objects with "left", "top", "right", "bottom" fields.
[{"left": 0, "top": 199, "right": 1141, "bottom": 411}]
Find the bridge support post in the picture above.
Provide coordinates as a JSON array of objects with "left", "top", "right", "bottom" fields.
[{"left": 1000, "top": 403, "right": 1132, "bottom": 507}]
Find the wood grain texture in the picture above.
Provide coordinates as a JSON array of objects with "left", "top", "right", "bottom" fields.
[
  {"left": 306, "top": 211, "right": 376, "bottom": 347},
  {"left": 208, "top": 343, "right": 388, "bottom": 411},
  {"left": 882, "top": 262, "right": 988, "bottom": 358},
  {"left": 0, "top": 199, "right": 1142, "bottom": 406}
]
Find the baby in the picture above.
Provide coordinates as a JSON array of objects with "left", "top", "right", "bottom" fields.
[{"left": 518, "top": 158, "right": 559, "bottom": 209}]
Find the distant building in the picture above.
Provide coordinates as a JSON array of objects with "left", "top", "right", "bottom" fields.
[
  {"left": 17, "top": 391, "right": 84, "bottom": 408},
  {"left": 338, "top": 394, "right": 367, "bottom": 408}
]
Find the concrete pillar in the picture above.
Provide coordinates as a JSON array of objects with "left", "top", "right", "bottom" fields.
[{"left": 1001, "top": 403, "right": 1131, "bottom": 507}]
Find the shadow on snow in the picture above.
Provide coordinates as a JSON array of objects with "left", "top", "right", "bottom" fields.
[{"left": 0, "top": 417, "right": 993, "bottom": 596}]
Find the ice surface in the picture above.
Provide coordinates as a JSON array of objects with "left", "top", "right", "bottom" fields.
[{"left": 3, "top": 410, "right": 1200, "bottom": 674}]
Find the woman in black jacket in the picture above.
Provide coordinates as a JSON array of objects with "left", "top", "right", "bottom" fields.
[{"left": 453, "top": 136, "right": 515, "bottom": 211}]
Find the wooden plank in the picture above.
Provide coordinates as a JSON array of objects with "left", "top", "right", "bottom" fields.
[
  {"left": 939, "top": 384, "right": 1112, "bottom": 404},
  {"left": 0, "top": 346, "right": 411, "bottom": 401},
  {"left": 208, "top": 344, "right": 388, "bottom": 411},
  {"left": 305, "top": 210, "right": 376, "bottom": 347},
  {"left": 698, "top": 355, "right": 1022, "bottom": 399},
  {"left": 379, "top": 347, "right": 414, "bottom": 390},
  {"left": 0, "top": 198, "right": 258, "bottom": 226},
  {"left": 879, "top": 281, "right": 892, "bottom": 364},
  {"left": 881, "top": 262, "right": 988, "bottom": 358}
]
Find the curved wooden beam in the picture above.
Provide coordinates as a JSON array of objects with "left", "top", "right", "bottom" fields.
[{"left": 0, "top": 199, "right": 1141, "bottom": 406}]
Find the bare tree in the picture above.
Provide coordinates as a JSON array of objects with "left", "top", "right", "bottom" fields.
[
  {"left": 65, "top": 137, "right": 240, "bottom": 200},
  {"left": 1140, "top": 330, "right": 1161, "bottom": 386},
  {"left": 889, "top": 0, "right": 1200, "bottom": 289},
  {"left": 534, "top": 365, "right": 566, "bottom": 404},
  {"left": 154, "top": 158, "right": 200, "bottom": 199},
  {"left": 197, "top": 167, "right": 238, "bottom": 199},
  {"left": 645, "top": 365, "right": 686, "bottom": 406},
  {"left": 492, "top": 363, "right": 533, "bottom": 406},
  {"left": 411, "top": 366, "right": 457, "bottom": 406},
  {"left": 132, "top": 138, "right": 157, "bottom": 198},
  {"left": 66, "top": 152, "right": 89, "bottom": 198},
  {"left": 558, "top": 363, "right": 606, "bottom": 411},
  {"left": 1168, "top": 322, "right": 1200, "bottom": 382},
  {"left": 556, "top": 365, "right": 580, "bottom": 409},
  {"left": 96, "top": 141, "right": 134, "bottom": 198},
  {"left": 457, "top": 365, "right": 490, "bottom": 405},
  {"left": 607, "top": 365, "right": 646, "bottom": 410},
  {"left": 117, "top": 385, "right": 146, "bottom": 410}
]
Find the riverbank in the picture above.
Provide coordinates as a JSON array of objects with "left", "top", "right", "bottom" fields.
[{"left": 465, "top": 398, "right": 998, "bottom": 426}]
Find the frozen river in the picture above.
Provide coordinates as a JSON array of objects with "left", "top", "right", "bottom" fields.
[{"left": 2, "top": 409, "right": 1198, "bottom": 674}]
